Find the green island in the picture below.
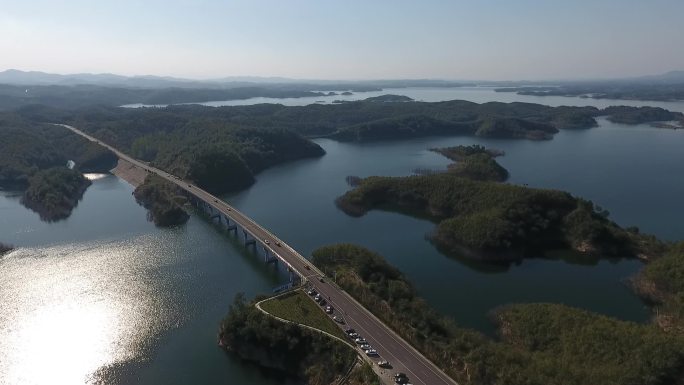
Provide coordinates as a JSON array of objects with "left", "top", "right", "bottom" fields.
[
  {"left": 133, "top": 175, "right": 190, "bottom": 227},
  {"left": 0, "top": 242, "right": 13, "bottom": 255},
  {"left": 602, "top": 106, "right": 684, "bottom": 125},
  {"left": 431, "top": 145, "right": 509, "bottom": 182},
  {"left": 336, "top": 171, "right": 663, "bottom": 262},
  {"left": 495, "top": 81, "right": 684, "bottom": 102},
  {"left": 218, "top": 293, "right": 369, "bottom": 385},
  {"left": 20, "top": 167, "right": 92, "bottom": 221},
  {"left": 311, "top": 243, "right": 684, "bottom": 385}
]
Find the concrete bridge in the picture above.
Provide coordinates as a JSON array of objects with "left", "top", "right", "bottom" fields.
[{"left": 57, "top": 123, "right": 458, "bottom": 385}]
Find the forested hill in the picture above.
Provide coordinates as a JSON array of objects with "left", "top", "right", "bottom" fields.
[
  {"left": 27, "top": 97, "right": 681, "bottom": 146},
  {"left": 0, "top": 112, "right": 117, "bottom": 188},
  {"left": 7, "top": 96, "right": 681, "bottom": 195},
  {"left": 37, "top": 106, "right": 327, "bottom": 195},
  {"left": 0, "top": 83, "right": 345, "bottom": 110},
  {"left": 336, "top": 173, "right": 664, "bottom": 261}
]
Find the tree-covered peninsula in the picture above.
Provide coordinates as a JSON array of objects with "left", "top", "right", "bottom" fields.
[
  {"left": 0, "top": 112, "right": 117, "bottom": 189},
  {"left": 218, "top": 294, "right": 357, "bottom": 385},
  {"left": 431, "top": 145, "right": 509, "bottom": 181},
  {"left": 133, "top": 175, "right": 189, "bottom": 227},
  {"left": 634, "top": 242, "right": 684, "bottom": 331},
  {"left": 311, "top": 243, "right": 684, "bottom": 385},
  {"left": 496, "top": 82, "right": 684, "bottom": 103},
  {"left": 50, "top": 107, "right": 327, "bottom": 195},
  {"left": 336, "top": 172, "right": 663, "bottom": 261},
  {"left": 20, "top": 167, "right": 92, "bottom": 221}
]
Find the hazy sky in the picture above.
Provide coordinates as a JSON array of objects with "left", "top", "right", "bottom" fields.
[{"left": 1, "top": 0, "right": 683, "bottom": 80}]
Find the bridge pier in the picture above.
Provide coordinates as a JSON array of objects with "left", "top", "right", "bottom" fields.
[{"left": 264, "top": 246, "right": 278, "bottom": 265}]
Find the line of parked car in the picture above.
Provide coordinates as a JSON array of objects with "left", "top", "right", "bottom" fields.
[
  {"left": 307, "top": 287, "right": 411, "bottom": 384},
  {"left": 307, "top": 287, "right": 344, "bottom": 324}
]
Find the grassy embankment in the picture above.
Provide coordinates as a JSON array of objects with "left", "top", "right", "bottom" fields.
[
  {"left": 259, "top": 289, "right": 349, "bottom": 341},
  {"left": 219, "top": 293, "right": 358, "bottom": 385}
]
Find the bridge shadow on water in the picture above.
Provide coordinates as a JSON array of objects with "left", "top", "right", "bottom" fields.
[{"left": 188, "top": 202, "right": 293, "bottom": 291}]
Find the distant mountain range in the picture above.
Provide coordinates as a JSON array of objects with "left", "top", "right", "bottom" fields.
[
  {"left": 634, "top": 70, "right": 684, "bottom": 83},
  {"left": 0, "top": 69, "right": 682, "bottom": 88},
  {"left": 0, "top": 69, "right": 256, "bottom": 88}
]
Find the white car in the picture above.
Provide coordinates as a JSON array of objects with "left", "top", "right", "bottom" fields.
[
  {"left": 355, "top": 338, "right": 366, "bottom": 344},
  {"left": 365, "top": 349, "right": 378, "bottom": 356},
  {"left": 378, "top": 360, "right": 391, "bottom": 368}
]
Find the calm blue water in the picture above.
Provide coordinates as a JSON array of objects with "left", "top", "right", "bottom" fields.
[{"left": 3, "top": 88, "right": 683, "bottom": 384}]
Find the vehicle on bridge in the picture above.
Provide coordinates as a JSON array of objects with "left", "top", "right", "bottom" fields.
[
  {"left": 378, "top": 360, "right": 392, "bottom": 368},
  {"left": 394, "top": 373, "right": 409, "bottom": 384}
]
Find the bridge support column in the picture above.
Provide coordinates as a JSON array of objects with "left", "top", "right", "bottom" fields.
[
  {"left": 227, "top": 225, "right": 237, "bottom": 235},
  {"left": 264, "top": 247, "right": 278, "bottom": 265}
]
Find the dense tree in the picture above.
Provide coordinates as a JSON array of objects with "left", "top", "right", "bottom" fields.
[
  {"left": 133, "top": 175, "right": 189, "bottom": 227},
  {"left": 312, "top": 243, "right": 684, "bottom": 385},
  {"left": 219, "top": 294, "right": 356, "bottom": 385},
  {"left": 21, "top": 167, "right": 91, "bottom": 221},
  {"left": 336, "top": 173, "right": 664, "bottom": 261}
]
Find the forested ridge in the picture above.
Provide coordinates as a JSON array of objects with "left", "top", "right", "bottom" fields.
[
  {"left": 312, "top": 243, "right": 684, "bottom": 385},
  {"left": 336, "top": 172, "right": 664, "bottom": 261},
  {"left": 0, "top": 112, "right": 116, "bottom": 188}
]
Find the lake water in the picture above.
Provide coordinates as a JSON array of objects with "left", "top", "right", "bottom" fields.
[
  {"left": 3, "top": 88, "right": 684, "bottom": 384},
  {"left": 123, "top": 86, "right": 684, "bottom": 113}
]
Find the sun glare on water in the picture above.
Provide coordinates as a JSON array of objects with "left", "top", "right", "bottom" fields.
[
  {"left": 0, "top": 241, "right": 170, "bottom": 385},
  {"left": 4, "top": 299, "right": 123, "bottom": 385}
]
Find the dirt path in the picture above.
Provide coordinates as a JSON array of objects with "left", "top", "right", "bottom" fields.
[{"left": 110, "top": 158, "right": 149, "bottom": 187}]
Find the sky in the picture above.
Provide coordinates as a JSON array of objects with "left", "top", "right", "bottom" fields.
[{"left": 1, "top": 0, "right": 683, "bottom": 81}]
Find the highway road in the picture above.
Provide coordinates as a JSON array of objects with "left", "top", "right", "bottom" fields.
[{"left": 58, "top": 123, "right": 458, "bottom": 385}]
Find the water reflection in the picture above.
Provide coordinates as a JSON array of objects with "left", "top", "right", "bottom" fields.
[{"left": 0, "top": 241, "right": 177, "bottom": 385}]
